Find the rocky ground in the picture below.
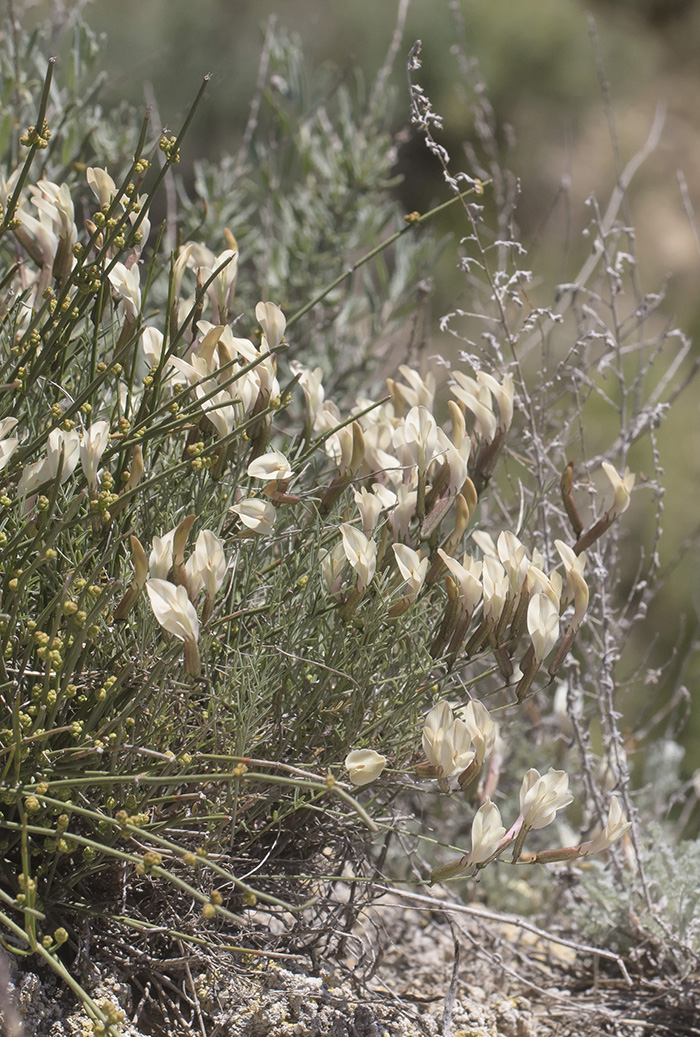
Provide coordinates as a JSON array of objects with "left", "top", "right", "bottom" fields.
[{"left": 3, "top": 884, "right": 700, "bottom": 1037}]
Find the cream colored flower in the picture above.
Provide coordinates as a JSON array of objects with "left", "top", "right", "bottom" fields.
[
  {"left": 527, "top": 593, "right": 560, "bottom": 662},
  {"left": 86, "top": 167, "right": 118, "bottom": 208},
  {"left": 393, "top": 365, "right": 436, "bottom": 410},
  {"left": 345, "top": 749, "right": 387, "bottom": 786},
  {"left": 196, "top": 385, "right": 237, "bottom": 440},
  {"left": 520, "top": 768, "right": 573, "bottom": 831},
  {"left": 80, "top": 420, "right": 110, "bottom": 494},
  {"left": 185, "top": 530, "right": 226, "bottom": 601},
  {"left": 497, "top": 531, "right": 529, "bottom": 595},
  {"left": 400, "top": 405, "right": 440, "bottom": 474},
  {"left": 0, "top": 418, "right": 19, "bottom": 472},
  {"left": 476, "top": 370, "right": 514, "bottom": 432},
  {"left": 231, "top": 498, "right": 277, "bottom": 535},
  {"left": 146, "top": 579, "right": 200, "bottom": 644},
  {"left": 437, "top": 550, "right": 483, "bottom": 616},
  {"left": 392, "top": 543, "right": 429, "bottom": 599},
  {"left": 482, "top": 555, "right": 509, "bottom": 625},
  {"left": 422, "top": 701, "right": 475, "bottom": 777},
  {"left": 584, "top": 796, "right": 632, "bottom": 855},
  {"left": 247, "top": 450, "right": 292, "bottom": 481},
  {"left": 353, "top": 485, "right": 395, "bottom": 534},
  {"left": 554, "top": 539, "right": 589, "bottom": 631},
  {"left": 202, "top": 248, "right": 238, "bottom": 323},
  {"left": 145, "top": 578, "right": 201, "bottom": 676},
  {"left": 466, "top": 799, "right": 506, "bottom": 866},
  {"left": 339, "top": 523, "right": 376, "bottom": 591},
  {"left": 290, "top": 360, "right": 325, "bottom": 427},
  {"left": 601, "top": 462, "right": 635, "bottom": 519},
  {"left": 320, "top": 542, "right": 347, "bottom": 594},
  {"left": 387, "top": 485, "right": 417, "bottom": 541},
  {"left": 451, "top": 372, "right": 497, "bottom": 440},
  {"left": 526, "top": 564, "right": 562, "bottom": 610},
  {"left": 326, "top": 423, "right": 356, "bottom": 475},
  {"left": 422, "top": 701, "right": 454, "bottom": 766},
  {"left": 256, "top": 301, "right": 286, "bottom": 351},
  {"left": 149, "top": 530, "right": 175, "bottom": 580},
  {"left": 461, "top": 700, "right": 496, "bottom": 766},
  {"left": 18, "top": 428, "right": 81, "bottom": 497},
  {"left": 108, "top": 261, "right": 141, "bottom": 321}
]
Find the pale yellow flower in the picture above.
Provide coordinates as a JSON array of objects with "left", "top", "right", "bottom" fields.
[
  {"left": 466, "top": 799, "right": 506, "bottom": 865},
  {"left": 584, "top": 796, "right": 632, "bottom": 855},
  {"left": 256, "top": 301, "right": 286, "bottom": 351},
  {"left": 527, "top": 593, "right": 560, "bottom": 662},
  {"left": 520, "top": 768, "right": 573, "bottom": 830},
  {"left": 345, "top": 749, "right": 387, "bottom": 786},
  {"left": 247, "top": 451, "right": 292, "bottom": 481},
  {"left": 146, "top": 579, "right": 200, "bottom": 644},
  {"left": 80, "top": 420, "right": 110, "bottom": 494},
  {"left": 601, "top": 461, "right": 635, "bottom": 519},
  {"left": 231, "top": 498, "right": 277, "bottom": 535},
  {"left": 339, "top": 523, "right": 376, "bottom": 590},
  {"left": 392, "top": 543, "right": 429, "bottom": 599}
]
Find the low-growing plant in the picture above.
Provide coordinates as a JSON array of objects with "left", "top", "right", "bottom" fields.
[{"left": 0, "top": 5, "right": 698, "bottom": 1034}]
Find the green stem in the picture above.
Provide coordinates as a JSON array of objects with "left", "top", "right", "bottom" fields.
[
  {"left": 286, "top": 190, "right": 476, "bottom": 330},
  {"left": 0, "top": 58, "right": 55, "bottom": 233}
]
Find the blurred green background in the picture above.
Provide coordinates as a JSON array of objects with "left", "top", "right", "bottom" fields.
[{"left": 32, "top": 0, "right": 700, "bottom": 760}]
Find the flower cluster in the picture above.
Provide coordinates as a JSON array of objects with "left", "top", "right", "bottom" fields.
[
  {"left": 419, "top": 699, "right": 496, "bottom": 791},
  {"left": 116, "top": 516, "right": 227, "bottom": 676},
  {"left": 430, "top": 763, "right": 631, "bottom": 881}
]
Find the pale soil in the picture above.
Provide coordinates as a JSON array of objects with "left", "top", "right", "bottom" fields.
[{"left": 4, "top": 890, "right": 699, "bottom": 1037}]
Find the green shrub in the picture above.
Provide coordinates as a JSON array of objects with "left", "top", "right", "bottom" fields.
[{"left": 0, "top": 7, "right": 697, "bottom": 1034}]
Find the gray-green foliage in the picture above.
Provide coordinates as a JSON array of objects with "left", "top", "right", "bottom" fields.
[
  {"left": 183, "top": 25, "right": 438, "bottom": 392},
  {"left": 578, "top": 824, "right": 700, "bottom": 972}
]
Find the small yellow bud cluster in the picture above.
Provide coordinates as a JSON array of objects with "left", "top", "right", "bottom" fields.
[
  {"left": 92, "top": 998, "right": 126, "bottom": 1033},
  {"left": 16, "top": 874, "right": 37, "bottom": 903},
  {"left": 159, "top": 135, "right": 180, "bottom": 164},
  {"left": 135, "top": 850, "right": 162, "bottom": 875},
  {"left": 20, "top": 119, "right": 51, "bottom": 149}
]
